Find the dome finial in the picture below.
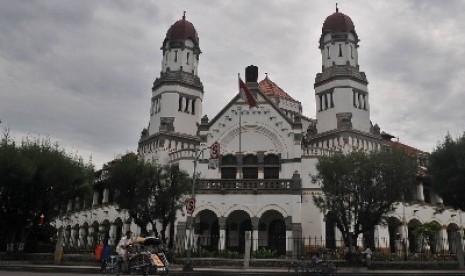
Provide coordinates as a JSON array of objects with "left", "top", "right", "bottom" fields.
[
  {"left": 336, "top": 3, "right": 339, "bottom": 13},
  {"left": 183, "top": 11, "right": 186, "bottom": 20}
]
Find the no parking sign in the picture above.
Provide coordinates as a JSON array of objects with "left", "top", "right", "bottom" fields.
[{"left": 185, "top": 197, "right": 196, "bottom": 215}]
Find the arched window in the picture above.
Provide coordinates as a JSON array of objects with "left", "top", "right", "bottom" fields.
[
  {"left": 221, "top": 155, "right": 237, "bottom": 179},
  {"left": 326, "top": 46, "right": 330, "bottom": 59},
  {"left": 185, "top": 98, "right": 190, "bottom": 113},
  {"left": 338, "top": 44, "right": 343, "bottom": 57},
  {"left": 174, "top": 50, "right": 178, "bottom": 62},
  {"left": 264, "top": 154, "right": 280, "bottom": 179},
  {"left": 192, "top": 99, "right": 196, "bottom": 115},
  {"left": 186, "top": 52, "right": 190, "bottom": 65},
  {"left": 242, "top": 155, "right": 258, "bottom": 179}
]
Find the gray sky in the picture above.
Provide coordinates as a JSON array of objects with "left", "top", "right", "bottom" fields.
[{"left": 1, "top": 0, "right": 464, "bottom": 169}]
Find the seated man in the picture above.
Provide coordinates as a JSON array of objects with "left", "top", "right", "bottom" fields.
[{"left": 116, "top": 230, "right": 133, "bottom": 271}]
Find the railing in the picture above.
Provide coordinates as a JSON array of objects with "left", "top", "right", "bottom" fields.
[
  {"left": 173, "top": 236, "right": 462, "bottom": 261},
  {"left": 196, "top": 178, "right": 300, "bottom": 193}
]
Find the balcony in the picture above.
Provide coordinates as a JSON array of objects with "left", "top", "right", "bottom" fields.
[{"left": 196, "top": 178, "right": 301, "bottom": 195}]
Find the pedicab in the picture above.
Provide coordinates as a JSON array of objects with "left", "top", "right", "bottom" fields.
[{"left": 102, "top": 236, "right": 169, "bottom": 276}]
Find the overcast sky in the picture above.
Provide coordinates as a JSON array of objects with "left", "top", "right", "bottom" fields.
[{"left": 1, "top": 0, "right": 464, "bottom": 169}]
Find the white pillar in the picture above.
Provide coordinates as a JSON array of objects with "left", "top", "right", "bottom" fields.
[
  {"left": 109, "top": 224, "right": 117, "bottom": 246},
  {"left": 78, "top": 227, "right": 86, "bottom": 248},
  {"left": 286, "top": 230, "right": 293, "bottom": 253},
  {"left": 219, "top": 229, "right": 226, "bottom": 251},
  {"left": 102, "top": 188, "right": 109, "bottom": 204},
  {"left": 92, "top": 191, "right": 99, "bottom": 206},
  {"left": 416, "top": 183, "right": 425, "bottom": 202},
  {"left": 437, "top": 226, "right": 448, "bottom": 252},
  {"left": 374, "top": 224, "right": 390, "bottom": 253}
]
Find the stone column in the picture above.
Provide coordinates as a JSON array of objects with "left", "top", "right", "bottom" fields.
[
  {"left": 92, "top": 191, "right": 99, "bottom": 206},
  {"left": 102, "top": 188, "right": 109, "bottom": 204},
  {"left": 416, "top": 183, "right": 425, "bottom": 202},
  {"left": 397, "top": 223, "right": 409, "bottom": 258},
  {"left": 251, "top": 217, "right": 259, "bottom": 252},
  {"left": 78, "top": 227, "right": 86, "bottom": 248},
  {"left": 218, "top": 217, "right": 226, "bottom": 251},
  {"left": 109, "top": 224, "right": 117, "bottom": 246},
  {"left": 374, "top": 224, "right": 390, "bottom": 253},
  {"left": 87, "top": 227, "right": 94, "bottom": 249},
  {"left": 437, "top": 226, "right": 449, "bottom": 253},
  {"left": 285, "top": 216, "right": 293, "bottom": 256}
]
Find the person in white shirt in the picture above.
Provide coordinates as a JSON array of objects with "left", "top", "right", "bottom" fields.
[{"left": 116, "top": 230, "right": 133, "bottom": 271}]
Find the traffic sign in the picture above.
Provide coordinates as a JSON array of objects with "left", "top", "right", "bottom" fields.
[
  {"left": 210, "top": 141, "right": 220, "bottom": 159},
  {"left": 185, "top": 197, "right": 196, "bottom": 215}
]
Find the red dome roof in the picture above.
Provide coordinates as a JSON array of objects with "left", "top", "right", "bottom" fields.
[
  {"left": 322, "top": 11, "right": 355, "bottom": 34},
  {"left": 165, "top": 15, "right": 199, "bottom": 45}
]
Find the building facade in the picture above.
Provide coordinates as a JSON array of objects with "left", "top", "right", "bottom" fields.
[{"left": 56, "top": 10, "right": 464, "bottom": 257}]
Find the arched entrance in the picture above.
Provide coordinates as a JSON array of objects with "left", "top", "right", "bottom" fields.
[
  {"left": 259, "top": 210, "right": 286, "bottom": 255},
  {"left": 408, "top": 219, "right": 422, "bottom": 253},
  {"left": 447, "top": 223, "right": 460, "bottom": 254},
  {"left": 226, "top": 210, "right": 251, "bottom": 253},
  {"left": 387, "top": 217, "right": 402, "bottom": 253},
  {"left": 196, "top": 209, "right": 219, "bottom": 251}
]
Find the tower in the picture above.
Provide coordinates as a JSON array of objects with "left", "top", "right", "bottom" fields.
[
  {"left": 139, "top": 13, "right": 203, "bottom": 163},
  {"left": 314, "top": 7, "right": 370, "bottom": 134}
]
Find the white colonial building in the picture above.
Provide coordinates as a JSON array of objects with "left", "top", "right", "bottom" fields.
[{"left": 57, "top": 10, "right": 464, "bottom": 257}]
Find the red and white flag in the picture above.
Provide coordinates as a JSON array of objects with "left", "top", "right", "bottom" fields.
[{"left": 239, "top": 76, "right": 258, "bottom": 108}]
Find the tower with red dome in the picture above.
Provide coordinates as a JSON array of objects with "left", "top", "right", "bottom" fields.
[
  {"left": 314, "top": 7, "right": 374, "bottom": 139},
  {"left": 139, "top": 13, "right": 204, "bottom": 163}
]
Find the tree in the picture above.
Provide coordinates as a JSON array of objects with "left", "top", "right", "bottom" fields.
[
  {"left": 429, "top": 133, "right": 465, "bottom": 210},
  {"left": 105, "top": 153, "right": 160, "bottom": 237},
  {"left": 151, "top": 165, "right": 191, "bottom": 249},
  {"left": 312, "top": 149, "right": 417, "bottom": 249},
  {"left": 106, "top": 154, "right": 191, "bottom": 247},
  {"left": 0, "top": 132, "right": 94, "bottom": 252}
]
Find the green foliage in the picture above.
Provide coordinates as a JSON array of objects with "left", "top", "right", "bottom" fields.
[
  {"left": 0, "top": 131, "right": 94, "bottom": 248},
  {"left": 412, "top": 221, "right": 441, "bottom": 248},
  {"left": 106, "top": 155, "right": 191, "bottom": 247},
  {"left": 252, "top": 247, "right": 278, "bottom": 258},
  {"left": 216, "top": 249, "right": 243, "bottom": 259},
  {"left": 429, "top": 132, "right": 465, "bottom": 210},
  {"left": 313, "top": 149, "right": 417, "bottom": 247}
]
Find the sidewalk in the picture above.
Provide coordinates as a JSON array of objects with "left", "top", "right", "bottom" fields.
[{"left": 1, "top": 262, "right": 465, "bottom": 275}]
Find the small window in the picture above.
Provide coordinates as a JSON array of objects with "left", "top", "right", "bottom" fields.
[
  {"left": 178, "top": 96, "right": 183, "bottom": 111},
  {"left": 353, "top": 92, "right": 357, "bottom": 108},
  {"left": 319, "top": 95, "right": 323, "bottom": 111},
  {"left": 324, "top": 94, "right": 328, "bottom": 110},
  {"left": 327, "top": 46, "right": 330, "bottom": 59},
  {"left": 191, "top": 99, "right": 196, "bottom": 115},
  {"left": 330, "top": 92, "right": 334, "bottom": 108},
  {"left": 174, "top": 50, "right": 178, "bottom": 62},
  {"left": 350, "top": 45, "right": 354, "bottom": 59},
  {"left": 186, "top": 52, "right": 190, "bottom": 65},
  {"left": 264, "top": 154, "right": 280, "bottom": 179},
  {"left": 363, "top": 95, "right": 367, "bottom": 110},
  {"left": 221, "top": 155, "right": 237, "bottom": 179},
  {"left": 338, "top": 44, "right": 343, "bottom": 57},
  {"left": 158, "top": 96, "right": 161, "bottom": 112}
]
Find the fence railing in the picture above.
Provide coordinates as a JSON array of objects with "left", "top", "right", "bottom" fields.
[{"left": 173, "top": 235, "right": 463, "bottom": 261}]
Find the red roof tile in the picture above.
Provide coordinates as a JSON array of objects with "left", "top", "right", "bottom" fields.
[{"left": 258, "top": 75, "right": 295, "bottom": 101}]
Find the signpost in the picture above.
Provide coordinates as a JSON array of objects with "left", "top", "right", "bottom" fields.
[{"left": 183, "top": 142, "right": 220, "bottom": 271}]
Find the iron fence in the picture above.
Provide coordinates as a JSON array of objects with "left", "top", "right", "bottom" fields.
[{"left": 172, "top": 235, "right": 463, "bottom": 261}]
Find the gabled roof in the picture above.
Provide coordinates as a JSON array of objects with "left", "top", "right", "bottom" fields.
[
  {"left": 203, "top": 81, "right": 302, "bottom": 130},
  {"left": 258, "top": 75, "right": 296, "bottom": 101}
]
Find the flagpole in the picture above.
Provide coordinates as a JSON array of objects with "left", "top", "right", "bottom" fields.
[{"left": 238, "top": 73, "right": 242, "bottom": 155}]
